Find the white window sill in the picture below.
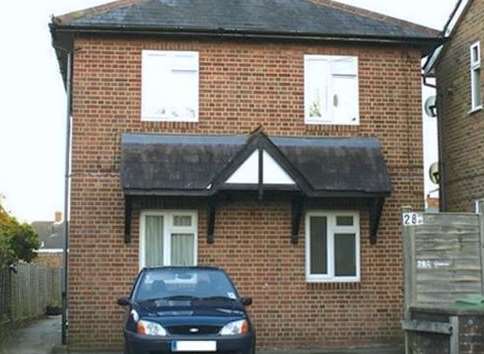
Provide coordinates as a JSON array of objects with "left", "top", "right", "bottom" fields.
[
  {"left": 304, "top": 119, "right": 360, "bottom": 126},
  {"left": 469, "top": 105, "right": 483, "bottom": 115},
  {"left": 141, "top": 116, "right": 199, "bottom": 123},
  {"left": 306, "top": 276, "right": 360, "bottom": 283}
]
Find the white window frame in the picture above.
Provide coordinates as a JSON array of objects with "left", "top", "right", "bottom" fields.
[
  {"left": 304, "top": 55, "right": 360, "bottom": 126},
  {"left": 475, "top": 199, "right": 483, "bottom": 214},
  {"left": 470, "top": 41, "right": 482, "bottom": 112},
  {"left": 141, "top": 50, "right": 199, "bottom": 122},
  {"left": 139, "top": 210, "right": 198, "bottom": 269},
  {"left": 305, "top": 211, "right": 360, "bottom": 283}
]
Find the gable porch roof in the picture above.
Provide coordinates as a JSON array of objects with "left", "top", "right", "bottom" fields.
[{"left": 120, "top": 130, "right": 391, "bottom": 244}]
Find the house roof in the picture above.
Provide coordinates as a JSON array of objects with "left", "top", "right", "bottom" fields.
[
  {"left": 120, "top": 131, "right": 392, "bottom": 197},
  {"left": 52, "top": 0, "right": 440, "bottom": 41},
  {"left": 31, "top": 221, "right": 65, "bottom": 250}
]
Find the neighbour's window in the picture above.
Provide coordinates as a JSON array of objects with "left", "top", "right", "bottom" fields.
[
  {"left": 304, "top": 55, "right": 359, "bottom": 125},
  {"left": 305, "top": 211, "right": 360, "bottom": 282},
  {"left": 140, "top": 211, "right": 197, "bottom": 268},
  {"left": 141, "top": 50, "right": 199, "bottom": 122},
  {"left": 470, "top": 42, "right": 482, "bottom": 111}
]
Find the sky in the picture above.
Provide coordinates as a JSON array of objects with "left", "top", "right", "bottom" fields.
[{"left": 0, "top": 0, "right": 458, "bottom": 222}]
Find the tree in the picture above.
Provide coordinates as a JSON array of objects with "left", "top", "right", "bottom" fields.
[{"left": 0, "top": 196, "right": 40, "bottom": 269}]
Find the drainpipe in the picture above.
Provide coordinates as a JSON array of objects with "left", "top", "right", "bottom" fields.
[
  {"left": 420, "top": 3, "right": 466, "bottom": 211},
  {"left": 435, "top": 90, "right": 447, "bottom": 211},
  {"left": 422, "top": 76, "right": 446, "bottom": 211},
  {"left": 61, "top": 51, "right": 73, "bottom": 345}
]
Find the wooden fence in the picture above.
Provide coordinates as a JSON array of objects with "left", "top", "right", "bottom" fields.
[
  {"left": 403, "top": 211, "right": 484, "bottom": 309},
  {"left": 402, "top": 207, "right": 484, "bottom": 354},
  {"left": 0, "top": 263, "right": 61, "bottom": 326}
]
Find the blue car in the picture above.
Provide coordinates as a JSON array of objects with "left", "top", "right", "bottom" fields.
[{"left": 117, "top": 267, "right": 256, "bottom": 354}]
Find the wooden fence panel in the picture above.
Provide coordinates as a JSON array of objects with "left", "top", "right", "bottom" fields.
[
  {"left": 0, "top": 263, "right": 62, "bottom": 325},
  {"left": 403, "top": 212, "right": 483, "bottom": 309},
  {"left": 415, "top": 213, "right": 482, "bottom": 307},
  {"left": 0, "top": 270, "right": 9, "bottom": 326}
]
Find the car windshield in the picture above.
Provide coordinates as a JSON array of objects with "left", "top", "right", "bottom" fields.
[{"left": 134, "top": 268, "right": 239, "bottom": 303}]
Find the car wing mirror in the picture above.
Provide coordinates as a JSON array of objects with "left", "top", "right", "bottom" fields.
[
  {"left": 240, "top": 297, "right": 253, "bottom": 306},
  {"left": 117, "top": 297, "right": 131, "bottom": 306}
]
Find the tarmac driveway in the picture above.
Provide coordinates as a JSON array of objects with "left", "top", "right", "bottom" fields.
[
  {"left": 0, "top": 316, "right": 403, "bottom": 354},
  {"left": 62, "top": 348, "right": 403, "bottom": 354}
]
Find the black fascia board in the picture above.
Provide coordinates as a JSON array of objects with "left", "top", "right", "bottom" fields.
[
  {"left": 123, "top": 188, "right": 389, "bottom": 198},
  {"left": 51, "top": 23, "right": 443, "bottom": 50}
]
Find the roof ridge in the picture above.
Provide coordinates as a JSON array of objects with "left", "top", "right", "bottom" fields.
[
  {"left": 53, "top": 0, "right": 144, "bottom": 25},
  {"left": 309, "top": 0, "right": 441, "bottom": 37}
]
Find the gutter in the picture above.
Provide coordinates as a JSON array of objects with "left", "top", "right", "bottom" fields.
[
  {"left": 422, "top": 75, "right": 436, "bottom": 89},
  {"left": 442, "top": 0, "right": 465, "bottom": 37},
  {"left": 50, "top": 23, "right": 443, "bottom": 50},
  {"left": 422, "top": 0, "right": 466, "bottom": 76}
]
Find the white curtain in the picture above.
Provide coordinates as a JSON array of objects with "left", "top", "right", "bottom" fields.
[
  {"left": 171, "top": 233, "right": 195, "bottom": 266},
  {"left": 145, "top": 216, "right": 164, "bottom": 267}
]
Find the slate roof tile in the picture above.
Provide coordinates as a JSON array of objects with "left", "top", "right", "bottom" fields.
[{"left": 53, "top": 0, "right": 440, "bottom": 40}]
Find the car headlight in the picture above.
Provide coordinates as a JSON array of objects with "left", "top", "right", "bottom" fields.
[
  {"left": 130, "top": 309, "right": 139, "bottom": 322},
  {"left": 136, "top": 320, "right": 167, "bottom": 336},
  {"left": 219, "top": 320, "right": 249, "bottom": 336}
]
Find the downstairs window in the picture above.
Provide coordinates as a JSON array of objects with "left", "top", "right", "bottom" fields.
[
  {"left": 140, "top": 211, "right": 197, "bottom": 269},
  {"left": 305, "top": 211, "right": 360, "bottom": 282}
]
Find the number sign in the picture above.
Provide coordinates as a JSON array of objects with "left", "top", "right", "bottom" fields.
[{"left": 402, "top": 212, "right": 424, "bottom": 226}]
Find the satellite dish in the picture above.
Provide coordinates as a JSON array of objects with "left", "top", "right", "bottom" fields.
[
  {"left": 429, "top": 162, "right": 440, "bottom": 185},
  {"left": 424, "top": 96, "right": 437, "bottom": 118}
]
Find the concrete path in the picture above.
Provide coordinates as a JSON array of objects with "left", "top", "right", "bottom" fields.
[{"left": 0, "top": 316, "right": 61, "bottom": 354}]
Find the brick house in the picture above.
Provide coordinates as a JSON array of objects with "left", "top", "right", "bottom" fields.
[
  {"left": 31, "top": 212, "right": 65, "bottom": 268},
  {"left": 50, "top": 0, "right": 440, "bottom": 350},
  {"left": 425, "top": 0, "right": 483, "bottom": 212}
]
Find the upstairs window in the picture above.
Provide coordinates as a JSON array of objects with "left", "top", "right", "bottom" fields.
[
  {"left": 304, "top": 55, "right": 359, "bottom": 125},
  {"left": 470, "top": 42, "right": 482, "bottom": 112},
  {"left": 142, "top": 50, "right": 199, "bottom": 122}
]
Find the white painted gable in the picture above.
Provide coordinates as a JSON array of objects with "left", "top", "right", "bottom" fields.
[
  {"left": 225, "top": 150, "right": 259, "bottom": 184},
  {"left": 263, "top": 151, "right": 295, "bottom": 185},
  {"left": 225, "top": 149, "right": 296, "bottom": 185}
]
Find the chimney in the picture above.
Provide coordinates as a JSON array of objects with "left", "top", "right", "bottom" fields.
[{"left": 54, "top": 211, "right": 63, "bottom": 223}]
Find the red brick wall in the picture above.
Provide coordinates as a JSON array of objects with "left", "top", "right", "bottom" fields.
[
  {"left": 436, "top": 0, "right": 484, "bottom": 212},
  {"left": 68, "top": 35, "right": 425, "bottom": 349},
  {"left": 33, "top": 252, "right": 63, "bottom": 268}
]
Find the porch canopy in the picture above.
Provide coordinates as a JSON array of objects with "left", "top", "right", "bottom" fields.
[{"left": 121, "top": 130, "right": 392, "bottom": 244}]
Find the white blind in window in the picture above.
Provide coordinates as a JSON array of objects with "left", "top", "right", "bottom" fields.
[
  {"left": 305, "top": 55, "right": 359, "bottom": 125},
  {"left": 142, "top": 50, "right": 199, "bottom": 122}
]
